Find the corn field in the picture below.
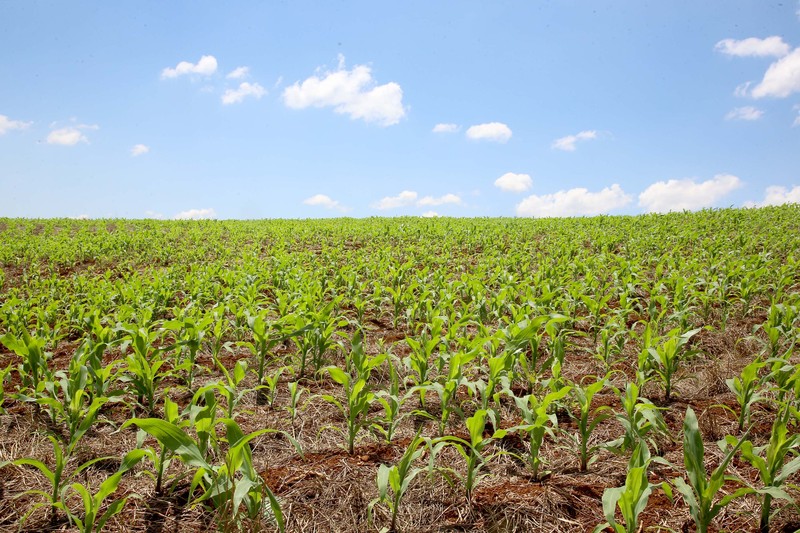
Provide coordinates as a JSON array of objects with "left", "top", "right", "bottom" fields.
[{"left": 0, "top": 207, "right": 799, "bottom": 532}]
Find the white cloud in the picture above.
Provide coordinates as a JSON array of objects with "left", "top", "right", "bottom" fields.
[
  {"left": 47, "top": 123, "right": 98, "bottom": 146},
  {"left": 465, "top": 122, "right": 512, "bottom": 143},
  {"left": 725, "top": 106, "right": 764, "bottom": 121},
  {"left": 432, "top": 123, "right": 459, "bottom": 133},
  {"left": 421, "top": 211, "right": 441, "bottom": 218},
  {"left": 516, "top": 184, "right": 631, "bottom": 218},
  {"left": 130, "top": 144, "right": 150, "bottom": 156},
  {"left": 283, "top": 54, "right": 406, "bottom": 126},
  {"left": 174, "top": 208, "right": 217, "bottom": 220},
  {"left": 161, "top": 55, "right": 218, "bottom": 79},
  {"left": 303, "top": 194, "right": 349, "bottom": 212},
  {"left": 552, "top": 130, "right": 598, "bottom": 151},
  {"left": 751, "top": 48, "right": 800, "bottom": 98},
  {"left": 417, "top": 193, "right": 461, "bottom": 207},
  {"left": 794, "top": 104, "right": 800, "bottom": 127},
  {"left": 638, "top": 174, "right": 743, "bottom": 213},
  {"left": 734, "top": 81, "right": 753, "bottom": 97},
  {"left": 226, "top": 66, "right": 249, "bottom": 79},
  {"left": 745, "top": 185, "right": 800, "bottom": 207},
  {"left": 221, "top": 82, "right": 267, "bottom": 105},
  {"left": 494, "top": 172, "right": 532, "bottom": 193},
  {"left": 144, "top": 210, "right": 165, "bottom": 220},
  {"left": 372, "top": 190, "right": 418, "bottom": 210},
  {"left": 372, "top": 190, "right": 464, "bottom": 210},
  {"left": 714, "top": 36, "right": 790, "bottom": 58},
  {"left": 0, "top": 114, "right": 31, "bottom": 135}
]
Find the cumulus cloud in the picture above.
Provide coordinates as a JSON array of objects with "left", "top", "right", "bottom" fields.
[
  {"left": 0, "top": 114, "right": 31, "bottom": 135},
  {"left": 516, "top": 184, "right": 631, "bottom": 218},
  {"left": 371, "top": 190, "right": 462, "bottom": 210},
  {"left": 283, "top": 54, "right": 406, "bottom": 126},
  {"left": 638, "top": 174, "right": 743, "bottom": 213},
  {"left": 421, "top": 211, "right": 441, "bottom": 218},
  {"left": 144, "top": 210, "right": 165, "bottom": 220},
  {"left": 714, "top": 36, "right": 790, "bottom": 58},
  {"left": 226, "top": 66, "right": 249, "bottom": 79},
  {"left": 372, "top": 190, "right": 418, "bottom": 210},
  {"left": 161, "top": 55, "right": 218, "bottom": 79},
  {"left": 174, "top": 208, "right": 217, "bottom": 220},
  {"left": 303, "top": 194, "right": 349, "bottom": 212},
  {"left": 417, "top": 193, "right": 461, "bottom": 207},
  {"left": 494, "top": 172, "right": 532, "bottom": 193},
  {"left": 47, "top": 123, "right": 98, "bottom": 146},
  {"left": 745, "top": 185, "right": 800, "bottom": 207},
  {"left": 432, "top": 123, "right": 459, "bottom": 133},
  {"left": 751, "top": 48, "right": 800, "bottom": 98},
  {"left": 465, "top": 122, "right": 512, "bottom": 143},
  {"left": 222, "top": 82, "right": 267, "bottom": 104},
  {"left": 552, "top": 130, "right": 598, "bottom": 151},
  {"left": 130, "top": 144, "right": 150, "bottom": 156},
  {"left": 725, "top": 106, "right": 764, "bottom": 121}
]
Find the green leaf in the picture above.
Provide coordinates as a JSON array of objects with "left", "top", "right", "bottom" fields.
[{"left": 123, "top": 418, "right": 210, "bottom": 470}]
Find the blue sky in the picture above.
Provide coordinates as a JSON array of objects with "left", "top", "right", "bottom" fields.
[{"left": 1, "top": 1, "right": 799, "bottom": 219}]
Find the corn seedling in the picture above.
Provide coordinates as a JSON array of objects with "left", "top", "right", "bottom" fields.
[
  {"left": 495, "top": 385, "right": 571, "bottom": 480},
  {"left": 672, "top": 407, "right": 751, "bottom": 533},
  {"left": 725, "top": 358, "right": 765, "bottom": 431},
  {"left": 321, "top": 363, "right": 378, "bottom": 455},
  {"left": 430, "top": 409, "right": 499, "bottom": 503},
  {"left": 594, "top": 444, "right": 665, "bottom": 533},
  {"left": 59, "top": 449, "right": 146, "bottom": 533},
  {"left": 726, "top": 409, "right": 800, "bottom": 533},
  {"left": 570, "top": 375, "right": 612, "bottom": 471},
  {"left": 648, "top": 327, "right": 701, "bottom": 402},
  {"left": 368, "top": 434, "right": 428, "bottom": 532},
  {"left": 608, "top": 381, "right": 668, "bottom": 455},
  {"left": 373, "top": 358, "right": 416, "bottom": 443}
]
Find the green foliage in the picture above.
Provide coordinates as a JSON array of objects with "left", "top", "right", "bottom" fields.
[
  {"left": 672, "top": 407, "right": 752, "bottom": 533},
  {"left": 368, "top": 434, "right": 428, "bottom": 532},
  {"left": 647, "top": 327, "right": 701, "bottom": 401},
  {"left": 595, "top": 445, "right": 665, "bottom": 533}
]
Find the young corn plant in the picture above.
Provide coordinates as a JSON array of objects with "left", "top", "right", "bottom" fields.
[
  {"left": 124, "top": 417, "right": 298, "bottom": 531},
  {"left": 13, "top": 435, "right": 128, "bottom": 525},
  {"left": 726, "top": 409, "right": 800, "bottom": 533},
  {"left": 39, "top": 357, "right": 108, "bottom": 452},
  {"left": 725, "top": 359, "right": 766, "bottom": 432},
  {"left": 403, "top": 331, "right": 439, "bottom": 408},
  {"left": 210, "top": 358, "right": 259, "bottom": 419},
  {"left": 373, "top": 358, "right": 416, "bottom": 443},
  {"left": 672, "top": 407, "right": 751, "bottom": 533},
  {"left": 368, "top": 434, "right": 428, "bottom": 532},
  {"left": 163, "top": 313, "right": 212, "bottom": 389},
  {"left": 59, "top": 449, "right": 146, "bottom": 533},
  {"left": 118, "top": 325, "right": 170, "bottom": 414},
  {"left": 135, "top": 396, "right": 184, "bottom": 494},
  {"left": 471, "top": 349, "right": 514, "bottom": 428},
  {"left": 0, "top": 364, "right": 10, "bottom": 414},
  {"left": 594, "top": 444, "right": 665, "bottom": 533},
  {"left": 608, "top": 381, "right": 668, "bottom": 455},
  {"left": 647, "top": 327, "right": 701, "bottom": 402},
  {"left": 494, "top": 385, "right": 571, "bottom": 480},
  {"left": 322, "top": 364, "right": 378, "bottom": 455},
  {"left": 286, "top": 380, "right": 307, "bottom": 432},
  {"left": 1, "top": 329, "right": 52, "bottom": 410},
  {"left": 240, "top": 311, "right": 305, "bottom": 389},
  {"left": 300, "top": 300, "right": 344, "bottom": 375},
  {"left": 430, "top": 409, "right": 499, "bottom": 503},
  {"left": 570, "top": 376, "right": 613, "bottom": 472},
  {"left": 425, "top": 351, "right": 468, "bottom": 438}
]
